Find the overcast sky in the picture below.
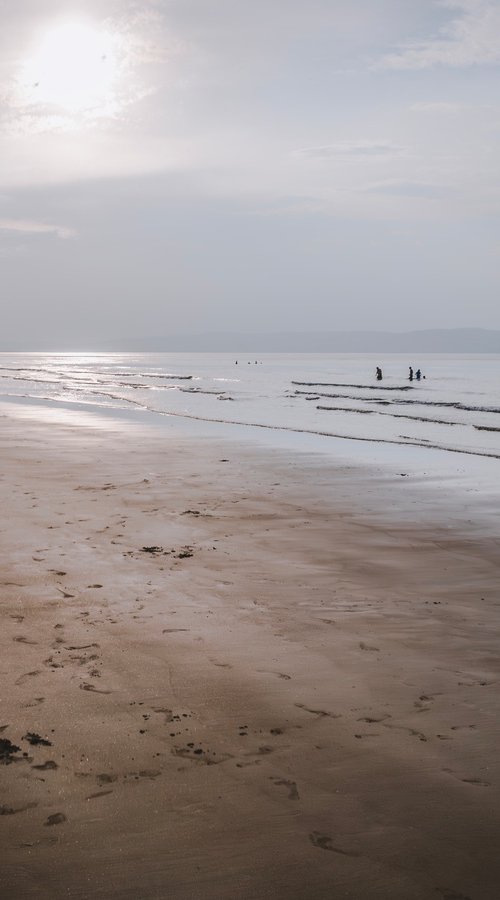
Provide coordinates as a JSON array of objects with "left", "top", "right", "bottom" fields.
[{"left": 1, "top": 0, "right": 499, "bottom": 346}]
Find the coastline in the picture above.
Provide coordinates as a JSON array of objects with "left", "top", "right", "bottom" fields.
[{"left": 1, "top": 401, "right": 500, "bottom": 900}]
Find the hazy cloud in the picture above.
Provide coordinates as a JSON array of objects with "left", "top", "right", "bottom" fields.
[
  {"left": 381, "top": 0, "right": 500, "bottom": 69},
  {"left": 0, "top": 218, "right": 76, "bottom": 239},
  {"left": 410, "top": 101, "right": 463, "bottom": 113},
  {"left": 295, "top": 141, "right": 407, "bottom": 160},
  {"left": 363, "top": 180, "right": 451, "bottom": 199}
]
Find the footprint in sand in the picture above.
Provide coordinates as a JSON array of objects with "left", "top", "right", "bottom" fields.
[
  {"left": 79, "top": 683, "right": 112, "bottom": 695},
  {"left": 258, "top": 670, "right": 291, "bottom": 680},
  {"left": 0, "top": 802, "right": 38, "bottom": 816},
  {"left": 129, "top": 769, "right": 162, "bottom": 781},
  {"left": 43, "top": 656, "right": 63, "bottom": 670},
  {"left": 383, "top": 723, "right": 427, "bottom": 742},
  {"left": 270, "top": 777, "right": 300, "bottom": 800},
  {"left": 86, "top": 790, "right": 114, "bottom": 800},
  {"left": 65, "top": 643, "right": 99, "bottom": 651},
  {"left": 44, "top": 813, "right": 66, "bottom": 826},
  {"left": 172, "top": 745, "right": 232, "bottom": 766},
  {"left": 152, "top": 707, "right": 177, "bottom": 723},
  {"left": 357, "top": 715, "right": 390, "bottom": 724},
  {"left": 15, "top": 671, "right": 41, "bottom": 686},
  {"left": 461, "top": 777, "right": 490, "bottom": 787},
  {"left": 295, "top": 703, "right": 341, "bottom": 720},
  {"left": 94, "top": 773, "right": 118, "bottom": 785},
  {"left": 22, "top": 697, "right": 45, "bottom": 709},
  {"left": 414, "top": 693, "right": 440, "bottom": 711},
  {"left": 69, "top": 652, "right": 100, "bottom": 667},
  {"left": 309, "top": 832, "right": 361, "bottom": 857}
]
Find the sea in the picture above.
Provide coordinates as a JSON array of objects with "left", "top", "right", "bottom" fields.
[{"left": 1, "top": 352, "right": 500, "bottom": 497}]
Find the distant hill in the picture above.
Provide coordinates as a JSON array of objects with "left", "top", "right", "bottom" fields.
[
  {"left": 107, "top": 328, "right": 500, "bottom": 353},
  {"left": 1, "top": 328, "right": 499, "bottom": 353}
]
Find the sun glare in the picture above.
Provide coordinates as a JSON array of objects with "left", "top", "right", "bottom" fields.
[{"left": 21, "top": 21, "right": 124, "bottom": 119}]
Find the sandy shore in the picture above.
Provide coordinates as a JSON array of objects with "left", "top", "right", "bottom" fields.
[{"left": 1, "top": 402, "right": 500, "bottom": 900}]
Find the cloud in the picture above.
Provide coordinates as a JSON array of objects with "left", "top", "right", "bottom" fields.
[
  {"left": 295, "top": 141, "right": 407, "bottom": 160},
  {"left": 0, "top": 218, "right": 76, "bottom": 239},
  {"left": 362, "top": 180, "right": 451, "bottom": 199},
  {"left": 380, "top": 0, "right": 500, "bottom": 69},
  {"left": 410, "top": 101, "right": 463, "bottom": 113}
]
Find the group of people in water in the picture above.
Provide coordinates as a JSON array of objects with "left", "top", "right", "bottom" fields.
[{"left": 376, "top": 366, "right": 423, "bottom": 381}]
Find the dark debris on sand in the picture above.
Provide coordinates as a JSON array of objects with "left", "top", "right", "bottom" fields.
[
  {"left": 23, "top": 732, "right": 52, "bottom": 747},
  {"left": 0, "top": 738, "right": 22, "bottom": 764}
]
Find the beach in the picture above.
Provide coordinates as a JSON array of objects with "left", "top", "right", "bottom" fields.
[{"left": 1, "top": 400, "right": 500, "bottom": 900}]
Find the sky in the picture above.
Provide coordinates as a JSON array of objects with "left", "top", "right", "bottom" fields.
[{"left": 1, "top": 0, "right": 500, "bottom": 347}]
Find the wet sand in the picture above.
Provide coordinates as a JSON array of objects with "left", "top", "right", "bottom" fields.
[{"left": 1, "top": 403, "right": 500, "bottom": 900}]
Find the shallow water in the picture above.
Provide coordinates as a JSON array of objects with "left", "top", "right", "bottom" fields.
[{"left": 1, "top": 352, "right": 500, "bottom": 459}]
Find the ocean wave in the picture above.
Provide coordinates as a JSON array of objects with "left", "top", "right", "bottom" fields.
[
  {"left": 295, "top": 389, "right": 388, "bottom": 401},
  {"left": 295, "top": 388, "right": 500, "bottom": 416},
  {"left": 0, "top": 374, "right": 63, "bottom": 385},
  {"left": 181, "top": 387, "right": 224, "bottom": 395},
  {"left": 2, "top": 389, "right": 499, "bottom": 460},
  {"left": 137, "top": 404, "right": 500, "bottom": 460},
  {"left": 140, "top": 373, "right": 193, "bottom": 380},
  {"left": 0, "top": 391, "right": 134, "bottom": 410},
  {"left": 316, "top": 405, "right": 462, "bottom": 426},
  {"left": 387, "top": 398, "right": 500, "bottom": 415},
  {"left": 292, "top": 381, "right": 413, "bottom": 391}
]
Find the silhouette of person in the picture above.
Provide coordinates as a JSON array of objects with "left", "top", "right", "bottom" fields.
[
  {"left": 376, "top": 366, "right": 382, "bottom": 381},
  {"left": 415, "top": 369, "right": 421, "bottom": 381},
  {"left": 409, "top": 366, "right": 414, "bottom": 381}
]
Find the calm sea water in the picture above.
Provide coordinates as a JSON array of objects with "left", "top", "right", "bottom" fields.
[{"left": 1, "top": 352, "right": 500, "bottom": 467}]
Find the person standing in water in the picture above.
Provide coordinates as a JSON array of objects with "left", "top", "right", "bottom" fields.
[
  {"left": 416, "top": 369, "right": 421, "bottom": 381},
  {"left": 409, "top": 366, "right": 414, "bottom": 381},
  {"left": 376, "top": 366, "right": 383, "bottom": 380}
]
